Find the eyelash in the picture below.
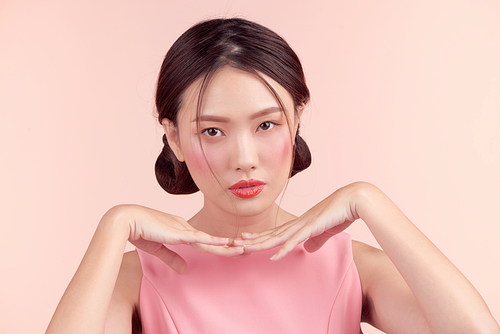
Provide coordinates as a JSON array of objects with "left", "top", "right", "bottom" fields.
[
  {"left": 258, "top": 121, "right": 276, "bottom": 131},
  {"left": 201, "top": 128, "right": 223, "bottom": 137},
  {"left": 201, "top": 121, "right": 278, "bottom": 138}
]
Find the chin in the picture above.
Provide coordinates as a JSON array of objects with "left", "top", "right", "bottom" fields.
[{"left": 226, "top": 197, "right": 278, "bottom": 218}]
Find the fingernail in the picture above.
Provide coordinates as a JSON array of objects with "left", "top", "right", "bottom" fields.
[
  {"left": 219, "top": 238, "right": 230, "bottom": 243},
  {"left": 242, "top": 232, "right": 252, "bottom": 238},
  {"left": 270, "top": 254, "right": 277, "bottom": 261},
  {"left": 233, "top": 239, "right": 244, "bottom": 245}
]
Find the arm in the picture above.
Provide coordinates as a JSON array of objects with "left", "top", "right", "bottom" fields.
[
  {"left": 354, "top": 183, "right": 499, "bottom": 333},
  {"left": 353, "top": 240, "right": 437, "bottom": 333},
  {"left": 46, "top": 204, "right": 236, "bottom": 334},
  {"left": 46, "top": 207, "right": 130, "bottom": 334},
  {"left": 104, "top": 251, "right": 142, "bottom": 334},
  {"left": 243, "top": 182, "right": 499, "bottom": 333}
]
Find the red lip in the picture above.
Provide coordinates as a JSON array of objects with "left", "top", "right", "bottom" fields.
[{"left": 229, "top": 179, "right": 266, "bottom": 198}]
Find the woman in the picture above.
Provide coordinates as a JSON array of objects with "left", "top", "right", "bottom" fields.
[{"left": 46, "top": 18, "right": 499, "bottom": 334}]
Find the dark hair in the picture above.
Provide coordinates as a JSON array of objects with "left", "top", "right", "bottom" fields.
[{"left": 155, "top": 18, "right": 311, "bottom": 194}]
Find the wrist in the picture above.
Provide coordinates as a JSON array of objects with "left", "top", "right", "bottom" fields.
[
  {"left": 347, "top": 181, "right": 384, "bottom": 224},
  {"left": 97, "top": 204, "right": 136, "bottom": 243}
]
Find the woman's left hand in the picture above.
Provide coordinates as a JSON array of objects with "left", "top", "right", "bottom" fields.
[
  {"left": 244, "top": 182, "right": 500, "bottom": 333},
  {"left": 241, "top": 182, "right": 364, "bottom": 260}
]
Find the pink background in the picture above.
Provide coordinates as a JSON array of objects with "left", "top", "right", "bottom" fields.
[{"left": 1, "top": 1, "right": 499, "bottom": 333}]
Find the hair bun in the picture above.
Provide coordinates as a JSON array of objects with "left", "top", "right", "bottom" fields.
[
  {"left": 155, "top": 134, "right": 199, "bottom": 194},
  {"left": 291, "top": 133, "right": 311, "bottom": 177},
  {"left": 155, "top": 18, "right": 312, "bottom": 194}
]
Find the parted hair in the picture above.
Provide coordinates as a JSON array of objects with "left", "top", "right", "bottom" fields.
[{"left": 155, "top": 18, "right": 311, "bottom": 194}]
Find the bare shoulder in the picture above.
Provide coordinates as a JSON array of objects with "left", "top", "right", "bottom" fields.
[{"left": 104, "top": 250, "right": 143, "bottom": 333}]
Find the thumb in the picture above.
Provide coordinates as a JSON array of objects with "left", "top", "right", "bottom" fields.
[
  {"left": 151, "top": 244, "right": 188, "bottom": 274},
  {"left": 132, "top": 238, "right": 188, "bottom": 273},
  {"left": 304, "top": 229, "right": 338, "bottom": 253},
  {"left": 304, "top": 221, "right": 353, "bottom": 253},
  {"left": 304, "top": 233, "right": 331, "bottom": 253}
]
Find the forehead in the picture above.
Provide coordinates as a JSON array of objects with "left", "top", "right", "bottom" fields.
[{"left": 178, "top": 67, "right": 294, "bottom": 122}]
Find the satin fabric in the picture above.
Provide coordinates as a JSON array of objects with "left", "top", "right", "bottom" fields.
[{"left": 137, "top": 232, "right": 363, "bottom": 333}]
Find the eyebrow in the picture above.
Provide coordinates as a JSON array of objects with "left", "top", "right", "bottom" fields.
[{"left": 191, "top": 107, "right": 282, "bottom": 123}]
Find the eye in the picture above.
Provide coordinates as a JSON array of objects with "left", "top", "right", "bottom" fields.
[
  {"left": 258, "top": 121, "right": 275, "bottom": 131},
  {"left": 202, "top": 127, "right": 223, "bottom": 137}
]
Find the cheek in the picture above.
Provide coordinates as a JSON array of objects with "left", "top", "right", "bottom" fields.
[
  {"left": 184, "top": 140, "right": 226, "bottom": 177},
  {"left": 263, "top": 133, "right": 293, "bottom": 168}
]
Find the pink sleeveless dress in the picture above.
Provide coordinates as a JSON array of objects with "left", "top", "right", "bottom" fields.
[{"left": 137, "top": 233, "right": 363, "bottom": 333}]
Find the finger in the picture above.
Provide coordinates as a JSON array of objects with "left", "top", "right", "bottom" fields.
[
  {"left": 304, "top": 231, "right": 335, "bottom": 253},
  {"left": 271, "top": 228, "right": 311, "bottom": 261},
  {"left": 191, "top": 243, "right": 246, "bottom": 257},
  {"left": 242, "top": 231, "right": 291, "bottom": 252},
  {"left": 167, "top": 229, "right": 230, "bottom": 246},
  {"left": 150, "top": 244, "right": 187, "bottom": 274},
  {"left": 232, "top": 252, "right": 252, "bottom": 259},
  {"left": 304, "top": 223, "right": 351, "bottom": 253},
  {"left": 244, "top": 222, "right": 304, "bottom": 252},
  {"left": 241, "top": 232, "right": 259, "bottom": 240},
  {"left": 241, "top": 229, "right": 280, "bottom": 240},
  {"left": 243, "top": 231, "right": 299, "bottom": 252},
  {"left": 233, "top": 238, "right": 254, "bottom": 246},
  {"left": 240, "top": 220, "right": 297, "bottom": 240}
]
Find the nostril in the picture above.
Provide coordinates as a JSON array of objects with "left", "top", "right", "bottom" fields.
[
  {"left": 232, "top": 146, "right": 258, "bottom": 171},
  {"left": 236, "top": 165, "right": 256, "bottom": 172}
]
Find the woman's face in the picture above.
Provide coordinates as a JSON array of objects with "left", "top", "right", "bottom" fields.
[{"left": 164, "top": 66, "right": 298, "bottom": 218}]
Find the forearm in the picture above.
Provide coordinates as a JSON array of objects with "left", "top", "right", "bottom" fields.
[
  {"left": 46, "top": 206, "right": 131, "bottom": 334},
  {"left": 355, "top": 182, "right": 499, "bottom": 333}
]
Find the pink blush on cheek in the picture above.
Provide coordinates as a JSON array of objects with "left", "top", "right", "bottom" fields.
[
  {"left": 281, "top": 137, "right": 293, "bottom": 160},
  {"left": 264, "top": 135, "right": 293, "bottom": 167},
  {"left": 185, "top": 143, "right": 223, "bottom": 176},
  {"left": 184, "top": 146, "right": 209, "bottom": 175}
]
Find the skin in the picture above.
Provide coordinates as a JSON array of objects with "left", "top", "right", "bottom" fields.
[
  {"left": 46, "top": 67, "right": 500, "bottom": 334},
  {"left": 164, "top": 68, "right": 299, "bottom": 238}
]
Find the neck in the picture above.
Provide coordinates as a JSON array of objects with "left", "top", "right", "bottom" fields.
[{"left": 188, "top": 200, "right": 295, "bottom": 238}]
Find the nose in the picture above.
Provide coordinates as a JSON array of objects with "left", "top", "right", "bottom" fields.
[{"left": 231, "top": 132, "right": 258, "bottom": 172}]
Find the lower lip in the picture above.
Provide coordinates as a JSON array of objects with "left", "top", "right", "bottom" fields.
[{"left": 229, "top": 185, "right": 265, "bottom": 198}]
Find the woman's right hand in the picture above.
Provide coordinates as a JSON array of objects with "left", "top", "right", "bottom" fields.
[{"left": 114, "top": 204, "right": 242, "bottom": 273}]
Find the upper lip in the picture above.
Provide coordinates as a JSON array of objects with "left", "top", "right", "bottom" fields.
[{"left": 229, "top": 179, "right": 266, "bottom": 189}]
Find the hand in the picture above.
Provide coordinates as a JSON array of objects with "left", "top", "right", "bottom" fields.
[
  {"left": 241, "top": 183, "right": 364, "bottom": 261},
  {"left": 110, "top": 205, "right": 243, "bottom": 273}
]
